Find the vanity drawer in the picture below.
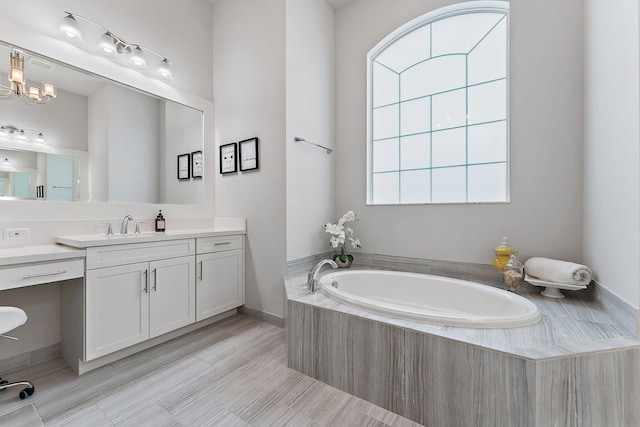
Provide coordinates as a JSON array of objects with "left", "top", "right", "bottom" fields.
[
  {"left": 0, "top": 259, "right": 84, "bottom": 291},
  {"left": 197, "top": 235, "right": 243, "bottom": 254},
  {"left": 86, "top": 239, "right": 195, "bottom": 270}
]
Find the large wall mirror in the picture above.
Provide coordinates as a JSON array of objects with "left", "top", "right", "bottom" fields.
[{"left": 0, "top": 41, "right": 203, "bottom": 205}]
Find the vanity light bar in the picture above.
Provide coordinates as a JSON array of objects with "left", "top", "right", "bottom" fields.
[
  {"left": 0, "top": 125, "right": 46, "bottom": 143},
  {"left": 58, "top": 11, "right": 174, "bottom": 82}
]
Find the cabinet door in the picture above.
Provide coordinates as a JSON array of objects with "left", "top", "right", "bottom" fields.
[
  {"left": 196, "top": 249, "right": 243, "bottom": 321},
  {"left": 149, "top": 256, "right": 196, "bottom": 339},
  {"left": 86, "top": 262, "right": 150, "bottom": 361}
]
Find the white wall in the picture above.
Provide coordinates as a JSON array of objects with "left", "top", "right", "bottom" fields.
[
  {"left": 213, "top": 0, "right": 287, "bottom": 319},
  {"left": 88, "top": 84, "right": 110, "bottom": 202},
  {"left": 335, "top": 0, "right": 584, "bottom": 265},
  {"left": 107, "top": 85, "right": 161, "bottom": 204},
  {"left": 162, "top": 101, "right": 204, "bottom": 204},
  {"left": 285, "top": 0, "right": 336, "bottom": 261},
  {"left": 584, "top": 0, "right": 640, "bottom": 309},
  {"left": 0, "top": 81, "right": 88, "bottom": 152}
]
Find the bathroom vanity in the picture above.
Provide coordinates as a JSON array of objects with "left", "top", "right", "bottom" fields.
[{"left": 0, "top": 227, "right": 245, "bottom": 375}]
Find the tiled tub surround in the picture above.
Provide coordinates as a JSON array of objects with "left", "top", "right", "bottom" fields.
[{"left": 285, "top": 256, "right": 640, "bottom": 426}]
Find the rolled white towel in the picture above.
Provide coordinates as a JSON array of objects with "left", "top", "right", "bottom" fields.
[{"left": 524, "top": 257, "right": 592, "bottom": 286}]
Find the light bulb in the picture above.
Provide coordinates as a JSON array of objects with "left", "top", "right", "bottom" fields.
[
  {"left": 128, "top": 46, "right": 148, "bottom": 70},
  {"left": 58, "top": 14, "right": 83, "bottom": 42},
  {"left": 97, "top": 33, "right": 118, "bottom": 57},
  {"left": 155, "top": 59, "right": 174, "bottom": 81},
  {"left": 2, "top": 158, "right": 9, "bottom": 166},
  {"left": 28, "top": 86, "right": 41, "bottom": 101},
  {"left": 43, "top": 82, "right": 56, "bottom": 98},
  {"left": 36, "top": 133, "right": 46, "bottom": 143}
]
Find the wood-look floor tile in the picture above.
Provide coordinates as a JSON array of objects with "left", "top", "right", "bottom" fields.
[
  {"left": 95, "top": 356, "right": 214, "bottom": 424},
  {"left": 0, "top": 358, "right": 71, "bottom": 418},
  {"left": 233, "top": 370, "right": 317, "bottom": 423},
  {"left": 44, "top": 404, "right": 112, "bottom": 427},
  {"left": 172, "top": 403, "right": 251, "bottom": 427},
  {"left": 114, "top": 404, "right": 179, "bottom": 427},
  {"left": 36, "top": 354, "right": 164, "bottom": 424},
  {"left": 240, "top": 403, "right": 319, "bottom": 427},
  {"left": 215, "top": 314, "right": 280, "bottom": 336},
  {"left": 0, "top": 404, "right": 43, "bottom": 427},
  {"left": 287, "top": 380, "right": 344, "bottom": 420},
  {"left": 140, "top": 325, "right": 233, "bottom": 367},
  {"left": 194, "top": 328, "right": 281, "bottom": 365},
  {"left": 349, "top": 398, "right": 423, "bottom": 427}
]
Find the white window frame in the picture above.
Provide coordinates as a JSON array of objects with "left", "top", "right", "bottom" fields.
[{"left": 366, "top": 1, "right": 510, "bottom": 205}]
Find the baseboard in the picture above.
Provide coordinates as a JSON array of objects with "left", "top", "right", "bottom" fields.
[
  {"left": 590, "top": 280, "right": 639, "bottom": 338},
  {"left": 0, "top": 343, "right": 61, "bottom": 375},
  {"left": 239, "top": 306, "right": 284, "bottom": 328}
]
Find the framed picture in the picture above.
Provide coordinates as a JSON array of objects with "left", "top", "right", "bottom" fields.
[
  {"left": 191, "top": 150, "right": 203, "bottom": 178},
  {"left": 220, "top": 142, "right": 237, "bottom": 174},
  {"left": 239, "top": 137, "right": 259, "bottom": 171},
  {"left": 177, "top": 153, "right": 190, "bottom": 180}
]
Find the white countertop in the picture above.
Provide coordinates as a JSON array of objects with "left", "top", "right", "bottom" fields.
[
  {"left": 56, "top": 227, "right": 246, "bottom": 249},
  {"left": 0, "top": 244, "right": 86, "bottom": 267}
]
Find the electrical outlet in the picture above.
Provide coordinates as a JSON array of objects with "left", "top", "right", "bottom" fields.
[{"left": 3, "top": 228, "right": 30, "bottom": 239}]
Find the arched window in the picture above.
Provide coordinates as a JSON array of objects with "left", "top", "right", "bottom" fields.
[{"left": 367, "top": 1, "right": 509, "bottom": 204}]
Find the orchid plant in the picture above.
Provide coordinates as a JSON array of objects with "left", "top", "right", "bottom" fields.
[{"left": 323, "top": 210, "right": 361, "bottom": 264}]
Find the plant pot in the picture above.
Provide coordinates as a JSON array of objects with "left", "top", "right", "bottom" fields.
[{"left": 333, "top": 246, "right": 353, "bottom": 268}]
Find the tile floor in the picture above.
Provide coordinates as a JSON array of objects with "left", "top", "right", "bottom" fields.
[{"left": 0, "top": 315, "right": 420, "bottom": 426}]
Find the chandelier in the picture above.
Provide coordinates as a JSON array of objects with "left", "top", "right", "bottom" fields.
[{"left": 0, "top": 50, "right": 57, "bottom": 105}]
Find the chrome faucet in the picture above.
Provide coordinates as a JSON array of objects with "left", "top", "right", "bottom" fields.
[
  {"left": 307, "top": 259, "right": 338, "bottom": 294},
  {"left": 120, "top": 215, "right": 133, "bottom": 234},
  {"left": 100, "top": 223, "right": 113, "bottom": 236}
]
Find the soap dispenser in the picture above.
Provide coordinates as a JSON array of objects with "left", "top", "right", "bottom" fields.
[{"left": 155, "top": 210, "right": 166, "bottom": 232}]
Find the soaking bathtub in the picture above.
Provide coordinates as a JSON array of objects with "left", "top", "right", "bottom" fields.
[{"left": 319, "top": 269, "right": 540, "bottom": 328}]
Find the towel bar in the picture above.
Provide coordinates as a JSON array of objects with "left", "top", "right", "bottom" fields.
[{"left": 294, "top": 137, "right": 332, "bottom": 154}]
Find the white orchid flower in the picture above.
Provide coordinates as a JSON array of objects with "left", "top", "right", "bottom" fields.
[{"left": 324, "top": 210, "right": 362, "bottom": 249}]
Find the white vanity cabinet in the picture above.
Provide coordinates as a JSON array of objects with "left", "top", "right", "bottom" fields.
[
  {"left": 84, "top": 239, "right": 195, "bottom": 361},
  {"left": 195, "top": 235, "right": 244, "bottom": 321}
]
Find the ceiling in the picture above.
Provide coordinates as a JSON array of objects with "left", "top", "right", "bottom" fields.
[
  {"left": 325, "top": 0, "right": 356, "bottom": 10},
  {"left": 207, "top": 0, "right": 356, "bottom": 11}
]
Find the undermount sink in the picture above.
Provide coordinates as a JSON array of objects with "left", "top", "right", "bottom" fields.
[{"left": 56, "top": 232, "right": 167, "bottom": 248}]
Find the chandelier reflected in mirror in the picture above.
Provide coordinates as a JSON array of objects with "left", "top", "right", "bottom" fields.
[{"left": 0, "top": 50, "right": 57, "bottom": 105}]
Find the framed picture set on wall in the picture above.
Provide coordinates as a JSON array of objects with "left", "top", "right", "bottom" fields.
[
  {"left": 239, "top": 137, "right": 259, "bottom": 171},
  {"left": 191, "top": 150, "right": 203, "bottom": 178},
  {"left": 220, "top": 142, "right": 237, "bottom": 174},
  {"left": 177, "top": 153, "right": 190, "bottom": 180}
]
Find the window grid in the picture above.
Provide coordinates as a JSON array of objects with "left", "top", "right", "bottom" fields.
[{"left": 368, "top": 7, "right": 508, "bottom": 205}]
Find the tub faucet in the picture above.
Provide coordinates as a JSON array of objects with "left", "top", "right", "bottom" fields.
[
  {"left": 120, "top": 215, "right": 133, "bottom": 234},
  {"left": 307, "top": 259, "right": 338, "bottom": 294}
]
